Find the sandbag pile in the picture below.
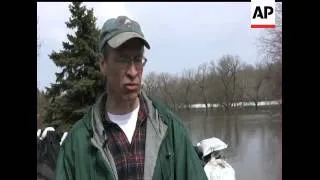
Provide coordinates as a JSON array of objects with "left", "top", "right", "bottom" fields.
[{"left": 37, "top": 127, "right": 68, "bottom": 180}]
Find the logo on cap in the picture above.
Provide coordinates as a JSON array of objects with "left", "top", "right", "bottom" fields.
[{"left": 124, "top": 19, "right": 131, "bottom": 25}]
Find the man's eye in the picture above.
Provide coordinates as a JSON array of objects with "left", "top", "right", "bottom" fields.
[
  {"left": 133, "top": 56, "right": 142, "bottom": 62},
  {"left": 119, "top": 56, "right": 128, "bottom": 62}
]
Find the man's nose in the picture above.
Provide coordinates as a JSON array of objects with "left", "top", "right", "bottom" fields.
[{"left": 126, "top": 62, "right": 138, "bottom": 77}]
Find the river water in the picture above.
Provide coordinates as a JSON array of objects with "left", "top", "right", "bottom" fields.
[{"left": 179, "top": 111, "right": 282, "bottom": 180}]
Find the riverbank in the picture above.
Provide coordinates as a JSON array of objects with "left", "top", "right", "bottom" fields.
[
  {"left": 176, "top": 106, "right": 282, "bottom": 120},
  {"left": 173, "top": 101, "right": 282, "bottom": 117}
]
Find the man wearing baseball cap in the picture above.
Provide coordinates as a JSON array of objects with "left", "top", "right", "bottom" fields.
[{"left": 54, "top": 16, "right": 207, "bottom": 180}]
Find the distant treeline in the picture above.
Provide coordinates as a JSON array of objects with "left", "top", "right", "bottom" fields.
[{"left": 142, "top": 54, "right": 282, "bottom": 112}]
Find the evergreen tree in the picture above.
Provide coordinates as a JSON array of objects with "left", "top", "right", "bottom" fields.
[
  {"left": 44, "top": 2, "right": 104, "bottom": 131},
  {"left": 37, "top": 89, "right": 48, "bottom": 129}
]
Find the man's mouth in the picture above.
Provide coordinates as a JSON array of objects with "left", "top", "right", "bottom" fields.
[{"left": 124, "top": 83, "right": 139, "bottom": 90}]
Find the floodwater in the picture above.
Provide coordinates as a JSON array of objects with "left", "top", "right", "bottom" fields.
[{"left": 179, "top": 111, "right": 282, "bottom": 180}]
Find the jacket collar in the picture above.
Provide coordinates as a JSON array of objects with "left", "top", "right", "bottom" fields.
[{"left": 86, "top": 90, "right": 167, "bottom": 138}]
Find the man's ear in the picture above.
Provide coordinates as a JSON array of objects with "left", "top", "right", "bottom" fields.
[{"left": 99, "top": 55, "right": 107, "bottom": 76}]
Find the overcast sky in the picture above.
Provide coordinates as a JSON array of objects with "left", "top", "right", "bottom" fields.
[{"left": 37, "top": 2, "right": 268, "bottom": 91}]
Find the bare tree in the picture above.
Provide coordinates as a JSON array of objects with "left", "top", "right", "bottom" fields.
[
  {"left": 216, "top": 55, "right": 240, "bottom": 111},
  {"left": 180, "top": 69, "right": 195, "bottom": 111},
  {"left": 258, "top": 3, "right": 282, "bottom": 63},
  {"left": 257, "top": 3, "right": 282, "bottom": 99},
  {"left": 265, "top": 59, "right": 282, "bottom": 99},
  {"left": 246, "top": 61, "right": 270, "bottom": 110},
  {"left": 253, "top": 61, "right": 270, "bottom": 109},
  {"left": 143, "top": 71, "right": 159, "bottom": 98},
  {"left": 206, "top": 60, "right": 222, "bottom": 109},
  {"left": 158, "top": 72, "right": 179, "bottom": 111},
  {"left": 195, "top": 62, "right": 210, "bottom": 111},
  {"left": 234, "top": 62, "right": 253, "bottom": 109}
]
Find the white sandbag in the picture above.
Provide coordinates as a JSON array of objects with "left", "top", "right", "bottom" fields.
[
  {"left": 197, "top": 137, "right": 228, "bottom": 157},
  {"left": 60, "top": 132, "right": 68, "bottom": 145},
  {"left": 40, "top": 127, "right": 55, "bottom": 140},
  {"left": 204, "top": 158, "right": 236, "bottom": 180},
  {"left": 37, "top": 129, "right": 42, "bottom": 138}
]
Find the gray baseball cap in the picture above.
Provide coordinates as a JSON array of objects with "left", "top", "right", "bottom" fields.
[{"left": 99, "top": 16, "right": 150, "bottom": 53}]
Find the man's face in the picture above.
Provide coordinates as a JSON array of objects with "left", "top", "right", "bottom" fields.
[{"left": 100, "top": 38, "right": 145, "bottom": 102}]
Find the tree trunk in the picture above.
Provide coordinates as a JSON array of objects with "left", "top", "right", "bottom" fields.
[{"left": 255, "top": 101, "right": 258, "bottom": 111}]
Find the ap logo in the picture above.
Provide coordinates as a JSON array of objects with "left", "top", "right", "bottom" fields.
[{"left": 251, "top": 0, "right": 276, "bottom": 28}]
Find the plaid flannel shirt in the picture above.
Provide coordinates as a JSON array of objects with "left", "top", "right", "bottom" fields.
[{"left": 102, "top": 95, "right": 148, "bottom": 180}]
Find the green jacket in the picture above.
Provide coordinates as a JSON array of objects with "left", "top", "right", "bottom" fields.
[{"left": 54, "top": 91, "right": 207, "bottom": 180}]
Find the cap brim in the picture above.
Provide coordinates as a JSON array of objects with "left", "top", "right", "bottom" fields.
[{"left": 107, "top": 32, "right": 150, "bottom": 49}]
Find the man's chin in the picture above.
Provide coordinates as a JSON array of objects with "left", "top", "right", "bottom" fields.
[{"left": 122, "top": 91, "right": 139, "bottom": 101}]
